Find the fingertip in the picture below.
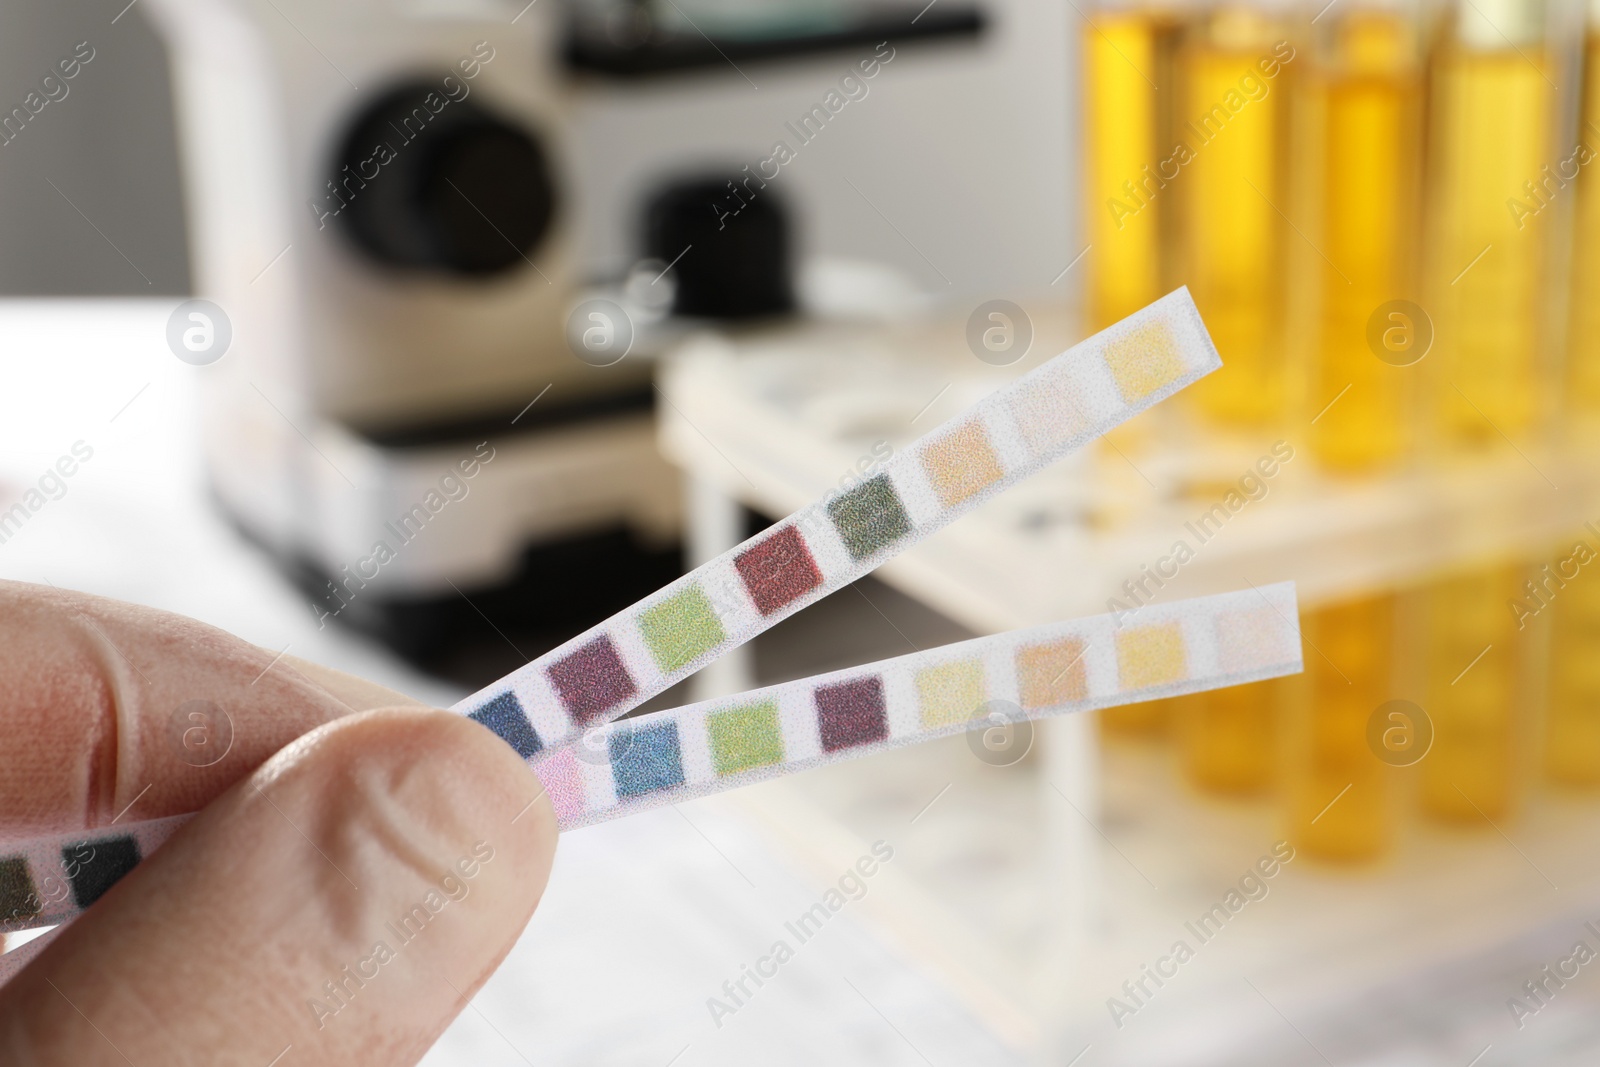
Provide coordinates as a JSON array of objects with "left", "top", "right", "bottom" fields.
[{"left": 0, "top": 707, "right": 558, "bottom": 1064}]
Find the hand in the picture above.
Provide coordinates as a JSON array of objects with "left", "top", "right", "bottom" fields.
[{"left": 0, "top": 581, "right": 558, "bottom": 1064}]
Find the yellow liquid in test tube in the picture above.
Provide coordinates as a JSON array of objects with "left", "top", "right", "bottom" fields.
[
  {"left": 1101, "top": 696, "right": 1173, "bottom": 736},
  {"left": 1420, "top": 565, "right": 1522, "bottom": 820},
  {"left": 1290, "top": 597, "right": 1393, "bottom": 861},
  {"left": 1180, "top": 677, "right": 1283, "bottom": 793},
  {"left": 1179, "top": 6, "right": 1292, "bottom": 426},
  {"left": 1545, "top": 544, "right": 1600, "bottom": 785},
  {"left": 1427, "top": 3, "right": 1551, "bottom": 446},
  {"left": 1300, "top": 11, "right": 1423, "bottom": 469},
  {"left": 1567, "top": 32, "right": 1600, "bottom": 421},
  {"left": 1551, "top": 35, "right": 1600, "bottom": 782},
  {"left": 1084, "top": 6, "right": 1187, "bottom": 332}
]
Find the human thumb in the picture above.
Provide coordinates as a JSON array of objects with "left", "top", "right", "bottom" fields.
[{"left": 0, "top": 707, "right": 557, "bottom": 1065}]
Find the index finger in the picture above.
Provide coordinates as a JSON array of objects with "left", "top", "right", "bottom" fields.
[{"left": 0, "top": 580, "right": 421, "bottom": 837}]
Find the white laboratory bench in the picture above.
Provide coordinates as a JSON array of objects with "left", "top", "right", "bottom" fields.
[
  {"left": 0, "top": 300, "right": 1020, "bottom": 1067},
  {"left": 656, "top": 307, "right": 1600, "bottom": 1065}
]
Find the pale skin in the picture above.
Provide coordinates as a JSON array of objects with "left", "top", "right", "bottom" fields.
[{"left": 0, "top": 581, "right": 559, "bottom": 1064}]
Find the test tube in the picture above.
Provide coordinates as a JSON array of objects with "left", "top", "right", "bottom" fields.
[
  {"left": 1101, "top": 696, "right": 1175, "bottom": 736},
  {"left": 1180, "top": 677, "right": 1285, "bottom": 793},
  {"left": 1545, "top": 10, "right": 1600, "bottom": 785},
  {"left": 1177, "top": 0, "right": 1296, "bottom": 426},
  {"left": 1289, "top": 596, "right": 1395, "bottom": 860},
  {"left": 1543, "top": 538, "right": 1600, "bottom": 785},
  {"left": 1425, "top": 0, "right": 1554, "bottom": 447},
  {"left": 1418, "top": 563, "right": 1523, "bottom": 820},
  {"left": 1296, "top": 0, "right": 1425, "bottom": 469},
  {"left": 1082, "top": 0, "right": 1189, "bottom": 332},
  {"left": 1566, "top": 2, "right": 1600, "bottom": 423}
]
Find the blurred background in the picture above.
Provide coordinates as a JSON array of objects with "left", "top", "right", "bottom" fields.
[{"left": 2, "top": 0, "right": 1599, "bottom": 1062}]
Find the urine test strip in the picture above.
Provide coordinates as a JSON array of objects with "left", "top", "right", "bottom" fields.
[
  {"left": 538, "top": 583, "right": 1302, "bottom": 829},
  {"left": 0, "top": 815, "right": 189, "bottom": 938},
  {"left": 0, "top": 289, "right": 1226, "bottom": 952},
  {"left": 454, "top": 288, "right": 1221, "bottom": 762},
  {"left": 0, "top": 583, "right": 1302, "bottom": 941}
]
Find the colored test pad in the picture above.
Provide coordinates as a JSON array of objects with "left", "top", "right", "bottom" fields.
[
  {"left": 534, "top": 583, "right": 1302, "bottom": 831},
  {"left": 454, "top": 288, "right": 1222, "bottom": 764},
  {"left": 0, "top": 815, "right": 186, "bottom": 937}
]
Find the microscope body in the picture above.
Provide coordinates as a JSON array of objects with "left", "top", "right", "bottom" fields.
[{"left": 148, "top": 0, "right": 676, "bottom": 633}]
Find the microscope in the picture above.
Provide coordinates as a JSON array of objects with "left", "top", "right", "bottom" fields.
[{"left": 146, "top": 0, "right": 679, "bottom": 659}]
